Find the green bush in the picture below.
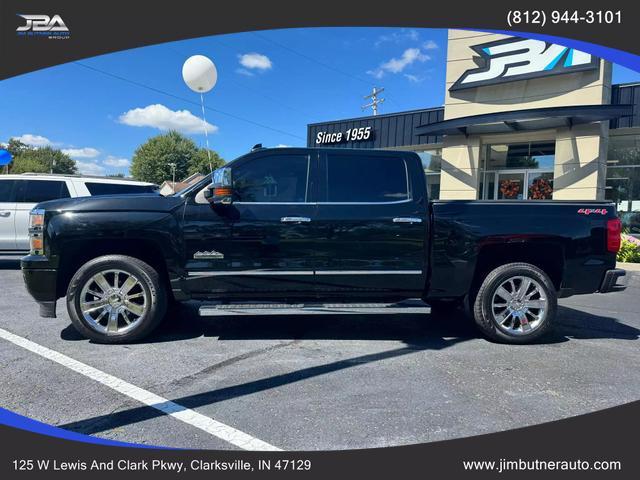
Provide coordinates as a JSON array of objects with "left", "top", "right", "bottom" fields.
[{"left": 617, "top": 237, "right": 640, "bottom": 263}]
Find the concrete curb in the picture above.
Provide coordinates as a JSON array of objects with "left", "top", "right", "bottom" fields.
[
  {"left": 616, "top": 263, "right": 640, "bottom": 290},
  {"left": 617, "top": 262, "right": 640, "bottom": 272}
]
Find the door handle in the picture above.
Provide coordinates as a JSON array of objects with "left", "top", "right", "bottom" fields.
[
  {"left": 281, "top": 216, "right": 311, "bottom": 223},
  {"left": 0, "top": 211, "right": 10, "bottom": 217},
  {"left": 393, "top": 217, "right": 423, "bottom": 224}
]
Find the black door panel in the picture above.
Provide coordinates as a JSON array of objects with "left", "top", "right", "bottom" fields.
[
  {"left": 314, "top": 151, "right": 428, "bottom": 295},
  {"left": 182, "top": 151, "right": 319, "bottom": 297},
  {"left": 194, "top": 203, "right": 319, "bottom": 295}
]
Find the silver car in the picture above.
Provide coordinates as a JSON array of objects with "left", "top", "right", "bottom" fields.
[{"left": 0, "top": 174, "right": 157, "bottom": 255}]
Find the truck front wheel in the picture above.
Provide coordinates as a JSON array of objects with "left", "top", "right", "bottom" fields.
[
  {"left": 66, "top": 255, "right": 167, "bottom": 343},
  {"left": 473, "top": 262, "right": 557, "bottom": 344}
]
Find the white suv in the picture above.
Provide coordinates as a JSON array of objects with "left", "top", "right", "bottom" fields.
[{"left": 0, "top": 174, "right": 157, "bottom": 254}]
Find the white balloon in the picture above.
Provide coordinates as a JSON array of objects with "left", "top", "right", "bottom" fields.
[{"left": 182, "top": 55, "right": 217, "bottom": 93}]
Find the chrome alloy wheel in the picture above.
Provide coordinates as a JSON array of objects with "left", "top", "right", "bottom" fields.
[
  {"left": 491, "top": 275, "right": 548, "bottom": 336},
  {"left": 79, "top": 269, "right": 148, "bottom": 335}
]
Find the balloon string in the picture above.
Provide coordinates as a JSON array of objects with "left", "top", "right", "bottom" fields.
[{"left": 200, "top": 92, "right": 212, "bottom": 173}]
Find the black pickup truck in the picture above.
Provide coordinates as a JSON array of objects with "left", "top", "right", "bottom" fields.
[{"left": 21, "top": 147, "right": 625, "bottom": 344}]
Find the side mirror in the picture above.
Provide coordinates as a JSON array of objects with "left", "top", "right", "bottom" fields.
[{"left": 206, "top": 167, "right": 234, "bottom": 206}]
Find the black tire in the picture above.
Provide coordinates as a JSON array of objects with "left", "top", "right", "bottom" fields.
[
  {"left": 472, "top": 262, "right": 557, "bottom": 344},
  {"left": 66, "top": 255, "right": 167, "bottom": 343}
]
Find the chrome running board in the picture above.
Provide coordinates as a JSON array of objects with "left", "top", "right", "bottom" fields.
[{"left": 198, "top": 299, "right": 429, "bottom": 316}]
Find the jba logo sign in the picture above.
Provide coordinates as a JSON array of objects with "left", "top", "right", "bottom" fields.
[
  {"left": 450, "top": 37, "right": 599, "bottom": 91},
  {"left": 16, "top": 14, "right": 70, "bottom": 39}
]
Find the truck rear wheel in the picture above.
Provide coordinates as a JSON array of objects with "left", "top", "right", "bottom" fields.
[
  {"left": 66, "top": 255, "right": 167, "bottom": 343},
  {"left": 473, "top": 262, "right": 556, "bottom": 344}
]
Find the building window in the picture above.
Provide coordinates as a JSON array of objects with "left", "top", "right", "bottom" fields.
[
  {"left": 416, "top": 148, "right": 442, "bottom": 199},
  {"left": 606, "top": 133, "right": 640, "bottom": 214},
  {"left": 480, "top": 142, "right": 555, "bottom": 200}
]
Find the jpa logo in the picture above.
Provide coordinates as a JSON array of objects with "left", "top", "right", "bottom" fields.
[
  {"left": 16, "top": 14, "right": 70, "bottom": 39},
  {"left": 450, "top": 37, "right": 599, "bottom": 91}
]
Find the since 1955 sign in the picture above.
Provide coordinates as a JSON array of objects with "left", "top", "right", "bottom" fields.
[{"left": 315, "top": 126, "right": 373, "bottom": 145}]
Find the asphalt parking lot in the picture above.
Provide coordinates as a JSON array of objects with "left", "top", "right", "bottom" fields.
[{"left": 1, "top": 257, "right": 639, "bottom": 451}]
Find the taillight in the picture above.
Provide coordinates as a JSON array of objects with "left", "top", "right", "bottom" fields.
[{"left": 607, "top": 218, "right": 622, "bottom": 253}]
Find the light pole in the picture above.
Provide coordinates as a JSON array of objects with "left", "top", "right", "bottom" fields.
[{"left": 168, "top": 162, "right": 177, "bottom": 193}]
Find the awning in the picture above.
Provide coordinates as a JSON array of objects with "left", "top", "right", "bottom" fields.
[{"left": 415, "top": 104, "right": 634, "bottom": 137}]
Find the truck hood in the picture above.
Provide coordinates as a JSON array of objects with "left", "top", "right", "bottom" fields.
[{"left": 36, "top": 193, "right": 185, "bottom": 213}]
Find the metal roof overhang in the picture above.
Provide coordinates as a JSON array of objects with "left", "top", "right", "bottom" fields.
[{"left": 415, "top": 104, "right": 634, "bottom": 137}]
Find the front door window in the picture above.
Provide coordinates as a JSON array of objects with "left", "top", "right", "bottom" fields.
[
  {"left": 497, "top": 172, "right": 525, "bottom": 200},
  {"left": 481, "top": 142, "right": 555, "bottom": 200},
  {"left": 527, "top": 172, "right": 554, "bottom": 200}
]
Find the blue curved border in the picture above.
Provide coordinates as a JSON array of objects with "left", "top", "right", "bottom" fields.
[
  {"left": 468, "top": 29, "right": 640, "bottom": 74},
  {"left": 0, "top": 407, "right": 171, "bottom": 449}
]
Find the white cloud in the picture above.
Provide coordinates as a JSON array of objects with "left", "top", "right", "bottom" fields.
[
  {"left": 118, "top": 104, "right": 218, "bottom": 135},
  {"left": 404, "top": 74, "right": 424, "bottom": 83},
  {"left": 235, "top": 68, "right": 255, "bottom": 77},
  {"left": 367, "top": 48, "right": 429, "bottom": 78},
  {"left": 62, "top": 147, "right": 100, "bottom": 159},
  {"left": 238, "top": 53, "right": 272, "bottom": 71},
  {"left": 380, "top": 48, "right": 429, "bottom": 74},
  {"left": 423, "top": 40, "right": 438, "bottom": 50},
  {"left": 103, "top": 156, "right": 130, "bottom": 168},
  {"left": 375, "top": 29, "right": 420, "bottom": 47},
  {"left": 12, "top": 134, "right": 53, "bottom": 147},
  {"left": 76, "top": 160, "right": 106, "bottom": 176}
]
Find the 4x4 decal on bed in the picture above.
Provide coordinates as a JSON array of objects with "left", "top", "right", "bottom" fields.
[{"left": 578, "top": 208, "right": 608, "bottom": 215}]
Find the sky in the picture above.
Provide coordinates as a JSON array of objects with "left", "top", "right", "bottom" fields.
[{"left": 1, "top": 27, "right": 639, "bottom": 177}]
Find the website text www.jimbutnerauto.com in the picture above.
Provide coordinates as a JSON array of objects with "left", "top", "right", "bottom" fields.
[{"left": 463, "top": 458, "right": 623, "bottom": 473}]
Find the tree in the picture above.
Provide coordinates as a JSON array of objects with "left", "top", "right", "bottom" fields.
[
  {"left": 130, "top": 131, "right": 224, "bottom": 184},
  {"left": 10, "top": 146, "right": 77, "bottom": 174},
  {"left": 130, "top": 132, "right": 196, "bottom": 184},
  {"left": 6, "top": 139, "right": 29, "bottom": 158},
  {"left": 10, "top": 156, "right": 47, "bottom": 174},
  {"left": 188, "top": 148, "right": 225, "bottom": 176},
  {"left": 2, "top": 139, "right": 29, "bottom": 172}
]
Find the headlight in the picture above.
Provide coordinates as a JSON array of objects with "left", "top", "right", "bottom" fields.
[{"left": 29, "top": 209, "right": 45, "bottom": 256}]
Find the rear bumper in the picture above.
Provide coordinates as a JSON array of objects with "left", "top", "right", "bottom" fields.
[
  {"left": 21, "top": 255, "right": 58, "bottom": 318},
  {"left": 599, "top": 268, "right": 626, "bottom": 293}
]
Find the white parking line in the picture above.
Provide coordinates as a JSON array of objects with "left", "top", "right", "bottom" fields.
[{"left": 0, "top": 327, "right": 281, "bottom": 451}]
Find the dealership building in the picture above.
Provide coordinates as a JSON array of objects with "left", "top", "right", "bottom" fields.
[{"left": 307, "top": 30, "right": 640, "bottom": 210}]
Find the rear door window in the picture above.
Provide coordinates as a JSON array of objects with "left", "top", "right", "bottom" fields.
[
  {"left": 85, "top": 182, "right": 157, "bottom": 195},
  {"left": 0, "top": 180, "right": 16, "bottom": 202},
  {"left": 19, "top": 180, "right": 71, "bottom": 203},
  {"left": 325, "top": 154, "right": 409, "bottom": 203}
]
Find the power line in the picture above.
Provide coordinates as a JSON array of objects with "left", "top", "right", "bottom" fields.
[
  {"left": 251, "top": 31, "right": 407, "bottom": 112},
  {"left": 250, "top": 32, "right": 374, "bottom": 87},
  {"left": 73, "top": 61, "right": 305, "bottom": 140}
]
